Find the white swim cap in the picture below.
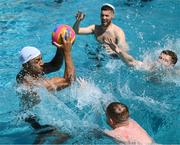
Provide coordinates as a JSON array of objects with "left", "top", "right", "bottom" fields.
[
  {"left": 101, "top": 3, "right": 115, "bottom": 12},
  {"left": 19, "top": 46, "right": 41, "bottom": 64}
]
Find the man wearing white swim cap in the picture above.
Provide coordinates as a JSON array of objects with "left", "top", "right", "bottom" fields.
[
  {"left": 16, "top": 34, "right": 74, "bottom": 144},
  {"left": 17, "top": 34, "right": 75, "bottom": 91},
  {"left": 73, "top": 3, "right": 128, "bottom": 55}
]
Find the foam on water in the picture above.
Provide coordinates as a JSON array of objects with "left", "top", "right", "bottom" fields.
[
  {"left": 15, "top": 79, "right": 116, "bottom": 137},
  {"left": 70, "top": 79, "right": 114, "bottom": 110},
  {"left": 118, "top": 82, "right": 171, "bottom": 114}
]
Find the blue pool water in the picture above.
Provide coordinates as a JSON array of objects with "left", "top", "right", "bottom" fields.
[{"left": 0, "top": 0, "right": 180, "bottom": 144}]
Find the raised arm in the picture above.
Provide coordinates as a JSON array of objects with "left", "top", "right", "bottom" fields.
[
  {"left": 73, "top": 11, "right": 95, "bottom": 34},
  {"left": 43, "top": 42, "right": 64, "bottom": 74},
  {"left": 42, "top": 34, "right": 75, "bottom": 91},
  {"left": 105, "top": 38, "right": 143, "bottom": 68},
  {"left": 62, "top": 34, "right": 75, "bottom": 82}
]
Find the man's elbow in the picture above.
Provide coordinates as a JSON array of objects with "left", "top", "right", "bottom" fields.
[
  {"left": 66, "top": 74, "right": 76, "bottom": 84},
  {"left": 72, "top": 26, "right": 79, "bottom": 34},
  {"left": 59, "top": 75, "right": 75, "bottom": 90},
  {"left": 74, "top": 30, "right": 80, "bottom": 34}
]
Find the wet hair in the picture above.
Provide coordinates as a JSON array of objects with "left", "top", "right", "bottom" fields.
[
  {"left": 106, "top": 102, "right": 129, "bottom": 124},
  {"left": 101, "top": 5, "right": 114, "bottom": 13},
  {"left": 161, "top": 50, "right": 178, "bottom": 65}
]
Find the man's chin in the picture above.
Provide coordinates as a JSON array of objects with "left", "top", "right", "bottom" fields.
[{"left": 101, "top": 22, "right": 110, "bottom": 27}]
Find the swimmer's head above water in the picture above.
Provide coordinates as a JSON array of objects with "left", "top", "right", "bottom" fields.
[
  {"left": 17, "top": 34, "right": 75, "bottom": 91},
  {"left": 19, "top": 46, "right": 44, "bottom": 75},
  {"left": 158, "top": 50, "right": 178, "bottom": 67},
  {"left": 100, "top": 3, "right": 115, "bottom": 27},
  {"left": 101, "top": 3, "right": 115, "bottom": 13},
  {"left": 106, "top": 102, "right": 129, "bottom": 128},
  {"left": 19, "top": 46, "right": 41, "bottom": 64}
]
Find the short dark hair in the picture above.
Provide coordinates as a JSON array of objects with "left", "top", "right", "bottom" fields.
[
  {"left": 161, "top": 50, "right": 178, "bottom": 65},
  {"left": 106, "top": 102, "right": 129, "bottom": 123},
  {"left": 101, "top": 5, "right": 114, "bottom": 13}
]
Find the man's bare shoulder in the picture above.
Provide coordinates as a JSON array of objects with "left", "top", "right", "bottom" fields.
[
  {"left": 104, "top": 127, "right": 124, "bottom": 136},
  {"left": 94, "top": 24, "right": 102, "bottom": 30},
  {"left": 112, "top": 24, "right": 125, "bottom": 34},
  {"left": 16, "top": 70, "right": 25, "bottom": 84},
  {"left": 104, "top": 128, "right": 127, "bottom": 143},
  {"left": 16, "top": 71, "right": 38, "bottom": 86}
]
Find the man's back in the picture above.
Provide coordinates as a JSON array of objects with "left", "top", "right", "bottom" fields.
[{"left": 106, "top": 118, "right": 153, "bottom": 144}]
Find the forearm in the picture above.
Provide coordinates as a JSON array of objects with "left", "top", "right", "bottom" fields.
[
  {"left": 64, "top": 52, "right": 75, "bottom": 82},
  {"left": 73, "top": 20, "right": 81, "bottom": 34},
  {"left": 116, "top": 48, "right": 137, "bottom": 67},
  {"left": 43, "top": 78, "right": 70, "bottom": 91}
]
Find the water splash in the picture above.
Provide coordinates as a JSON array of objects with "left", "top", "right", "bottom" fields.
[
  {"left": 15, "top": 79, "right": 116, "bottom": 135},
  {"left": 118, "top": 81, "right": 171, "bottom": 114}
]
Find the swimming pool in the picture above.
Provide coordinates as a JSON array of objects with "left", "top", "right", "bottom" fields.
[{"left": 0, "top": 0, "right": 180, "bottom": 144}]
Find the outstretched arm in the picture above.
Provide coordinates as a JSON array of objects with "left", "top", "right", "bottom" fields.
[
  {"left": 105, "top": 38, "right": 143, "bottom": 68},
  {"left": 73, "top": 11, "right": 95, "bottom": 34}
]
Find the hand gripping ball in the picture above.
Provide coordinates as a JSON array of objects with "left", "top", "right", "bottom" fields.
[{"left": 52, "top": 24, "right": 76, "bottom": 44}]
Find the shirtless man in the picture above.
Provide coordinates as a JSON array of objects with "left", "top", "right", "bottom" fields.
[
  {"left": 17, "top": 34, "right": 75, "bottom": 91},
  {"left": 73, "top": 3, "right": 128, "bottom": 55},
  {"left": 105, "top": 102, "right": 153, "bottom": 144},
  {"left": 16, "top": 34, "right": 74, "bottom": 144},
  {"left": 104, "top": 37, "right": 178, "bottom": 71}
]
